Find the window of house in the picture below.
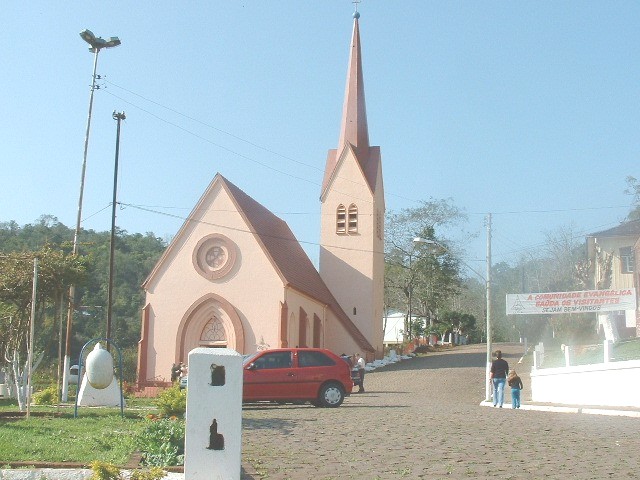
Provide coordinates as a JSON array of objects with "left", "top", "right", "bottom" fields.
[
  {"left": 348, "top": 204, "right": 358, "bottom": 233},
  {"left": 620, "top": 246, "right": 634, "bottom": 274},
  {"left": 336, "top": 204, "right": 346, "bottom": 234},
  {"left": 376, "top": 209, "right": 382, "bottom": 240}
]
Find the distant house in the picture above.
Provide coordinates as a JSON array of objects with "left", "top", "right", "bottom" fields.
[
  {"left": 586, "top": 219, "right": 640, "bottom": 340},
  {"left": 383, "top": 311, "right": 406, "bottom": 346}
]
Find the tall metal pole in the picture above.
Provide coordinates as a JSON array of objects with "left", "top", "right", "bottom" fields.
[
  {"left": 107, "top": 112, "right": 126, "bottom": 349},
  {"left": 485, "top": 213, "right": 493, "bottom": 402},
  {"left": 62, "top": 47, "right": 100, "bottom": 402}
]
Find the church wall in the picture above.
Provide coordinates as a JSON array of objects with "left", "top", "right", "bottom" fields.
[
  {"left": 323, "top": 309, "right": 367, "bottom": 359},
  {"left": 143, "top": 182, "right": 285, "bottom": 383},
  {"left": 282, "top": 290, "right": 329, "bottom": 349}
]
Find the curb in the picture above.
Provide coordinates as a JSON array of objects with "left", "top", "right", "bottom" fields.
[
  {"left": 0, "top": 470, "right": 185, "bottom": 480},
  {"left": 479, "top": 400, "right": 640, "bottom": 418}
]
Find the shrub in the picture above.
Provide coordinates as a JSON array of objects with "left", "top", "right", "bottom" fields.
[
  {"left": 154, "top": 384, "right": 186, "bottom": 417},
  {"left": 89, "top": 460, "right": 121, "bottom": 480},
  {"left": 32, "top": 385, "right": 59, "bottom": 405},
  {"left": 137, "top": 417, "right": 185, "bottom": 467},
  {"left": 130, "top": 467, "right": 167, "bottom": 480}
]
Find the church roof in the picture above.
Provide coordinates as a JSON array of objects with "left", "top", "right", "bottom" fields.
[
  {"left": 321, "top": 13, "right": 380, "bottom": 198},
  {"left": 222, "top": 175, "right": 375, "bottom": 353}
]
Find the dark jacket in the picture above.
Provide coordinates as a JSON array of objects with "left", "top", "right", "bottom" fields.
[
  {"left": 508, "top": 375, "right": 523, "bottom": 390},
  {"left": 490, "top": 358, "right": 509, "bottom": 379}
]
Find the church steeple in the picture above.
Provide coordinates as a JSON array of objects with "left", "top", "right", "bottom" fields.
[
  {"left": 321, "top": 11, "right": 379, "bottom": 198},
  {"left": 337, "top": 11, "right": 369, "bottom": 153}
]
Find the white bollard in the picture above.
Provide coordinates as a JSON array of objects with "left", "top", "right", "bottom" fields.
[
  {"left": 564, "top": 345, "right": 571, "bottom": 367},
  {"left": 603, "top": 339, "right": 612, "bottom": 363},
  {"left": 184, "top": 348, "right": 243, "bottom": 480}
]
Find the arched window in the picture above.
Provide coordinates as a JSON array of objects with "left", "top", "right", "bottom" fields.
[
  {"left": 336, "top": 204, "right": 347, "bottom": 234},
  {"left": 348, "top": 204, "right": 358, "bottom": 233},
  {"left": 200, "top": 316, "right": 227, "bottom": 348}
]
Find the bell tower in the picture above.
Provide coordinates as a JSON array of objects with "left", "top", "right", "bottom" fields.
[{"left": 319, "top": 11, "right": 385, "bottom": 358}]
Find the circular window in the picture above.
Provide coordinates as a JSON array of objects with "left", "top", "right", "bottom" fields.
[{"left": 193, "top": 234, "right": 237, "bottom": 280}]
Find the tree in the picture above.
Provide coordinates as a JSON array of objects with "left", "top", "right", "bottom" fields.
[
  {"left": 384, "top": 199, "right": 467, "bottom": 340},
  {"left": 0, "top": 218, "right": 166, "bottom": 384},
  {"left": 0, "top": 245, "right": 87, "bottom": 410},
  {"left": 625, "top": 176, "right": 640, "bottom": 221}
]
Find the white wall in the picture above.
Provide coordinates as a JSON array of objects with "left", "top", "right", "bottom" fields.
[{"left": 530, "top": 360, "right": 640, "bottom": 408}]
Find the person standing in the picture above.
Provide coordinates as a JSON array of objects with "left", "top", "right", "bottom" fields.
[
  {"left": 356, "top": 354, "right": 366, "bottom": 393},
  {"left": 490, "top": 350, "right": 509, "bottom": 407},
  {"left": 507, "top": 370, "right": 523, "bottom": 409}
]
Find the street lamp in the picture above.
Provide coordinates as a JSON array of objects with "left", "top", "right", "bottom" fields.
[
  {"left": 414, "top": 238, "right": 493, "bottom": 402},
  {"left": 62, "top": 29, "right": 121, "bottom": 402}
]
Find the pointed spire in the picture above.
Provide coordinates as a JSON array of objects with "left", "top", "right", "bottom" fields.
[{"left": 337, "top": 12, "right": 369, "bottom": 153}]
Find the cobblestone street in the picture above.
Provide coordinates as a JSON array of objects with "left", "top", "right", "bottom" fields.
[{"left": 240, "top": 343, "right": 640, "bottom": 479}]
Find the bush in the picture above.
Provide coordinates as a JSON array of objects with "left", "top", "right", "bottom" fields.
[
  {"left": 32, "top": 384, "right": 59, "bottom": 405},
  {"left": 89, "top": 460, "right": 122, "bottom": 480},
  {"left": 154, "top": 384, "right": 186, "bottom": 417},
  {"left": 137, "top": 417, "right": 185, "bottom": 467}
]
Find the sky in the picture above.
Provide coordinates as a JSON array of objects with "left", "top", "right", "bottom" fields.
[{"left": 1, "top": 1, "right": 639, "bottom": 275}]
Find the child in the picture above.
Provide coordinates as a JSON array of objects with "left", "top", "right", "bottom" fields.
[{"left": 507, "top": 370, "right": 523, "bottom": 409}]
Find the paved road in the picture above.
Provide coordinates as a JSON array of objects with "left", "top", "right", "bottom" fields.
[{"left": 240, "top": 343, "right": 640, "bottom": 479}]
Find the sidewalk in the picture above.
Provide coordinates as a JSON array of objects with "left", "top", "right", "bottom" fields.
[{"left": 479, "top": 399, "right": 640, "bottom": 417}]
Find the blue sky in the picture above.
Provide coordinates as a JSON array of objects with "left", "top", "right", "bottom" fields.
[{"left": 1, "top": 1, "right": 638, "bottom": 273}]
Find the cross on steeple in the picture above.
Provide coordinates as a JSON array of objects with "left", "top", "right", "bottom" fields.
[{"left": 352, "top": 0, "right": 361, "bottom": 13}]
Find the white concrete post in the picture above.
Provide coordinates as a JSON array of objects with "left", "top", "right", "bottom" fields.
[
  {"left": 603, "top": 340, "right": 612, "bottom": 363},
  {"left": 184, "top": 348, "right": 243, "bottom": 480},
  {"left": 564, "top": 345, "right": 571, "bottom": 367}
]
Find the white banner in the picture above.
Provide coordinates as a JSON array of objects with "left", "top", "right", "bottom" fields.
[{"left": 506, "top": 289, "right": 637, "bottom": 315}]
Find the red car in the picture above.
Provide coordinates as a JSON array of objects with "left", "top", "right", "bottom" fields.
[{"left": 242, "top": 348, "right": 353, "bottom": 407}]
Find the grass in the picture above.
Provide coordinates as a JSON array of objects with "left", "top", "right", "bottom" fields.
[
  {"left": 0, "top": 398, "right": 159, "bottom": 465},
  {"left": 538, "top": 337, "right": 640, "bottom": 369}
]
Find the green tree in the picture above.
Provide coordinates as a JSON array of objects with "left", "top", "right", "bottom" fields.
[
  {"left": 384, "top": 199, "right": 467, "bottom": 339},
  {"left": 0, "top": 245, "right": 87, "bottom": 410}
]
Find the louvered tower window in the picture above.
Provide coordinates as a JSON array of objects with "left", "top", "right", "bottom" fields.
[
  {"left": 336, "top": 204, "right": 346, "bottom": 234},
  {"left": 348, "top": 204, "right": 358, "bottom": 233}
]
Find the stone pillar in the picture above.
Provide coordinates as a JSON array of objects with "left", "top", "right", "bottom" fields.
[
  {"left": 184, "top": 348, "right": 243, "bottom": 480},
  {"left": 564, "top": 345, "right": 571, "bottom": 367}
]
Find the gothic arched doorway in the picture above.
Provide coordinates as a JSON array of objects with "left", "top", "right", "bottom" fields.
[{"left": 176, "top": 293, "right": 245, "bottom": 362}]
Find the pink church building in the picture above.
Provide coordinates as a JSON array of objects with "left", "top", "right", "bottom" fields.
[{"left": 137, "top": 12, "right": 385, "bottom": 389}]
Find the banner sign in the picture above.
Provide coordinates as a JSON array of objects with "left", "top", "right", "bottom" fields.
[{"left": 506, "top": 289, "right": 637, "bottom": 315}]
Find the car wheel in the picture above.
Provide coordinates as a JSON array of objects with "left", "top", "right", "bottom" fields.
[{"left": 318, "top": 382, "right": 345, "bottom": 408}]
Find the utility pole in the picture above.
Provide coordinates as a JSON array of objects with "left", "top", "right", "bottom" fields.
[
  {"left": 485, "top": 213, "right": 492, "bottom": 402},
  {"left": 106, "top": 111, "right": 126, "bottom": 349},
  {"left": 26, "top": 258, "right": 38, "bottom": 419}
]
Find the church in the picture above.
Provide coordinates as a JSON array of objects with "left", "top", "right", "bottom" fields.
[{"left": 136, "top": 11, "right": 385, "bottom": 389}]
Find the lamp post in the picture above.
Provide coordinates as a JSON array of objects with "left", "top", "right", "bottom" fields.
[{"left": 62, "top": 29, "right": 121, "bottom": 402}]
